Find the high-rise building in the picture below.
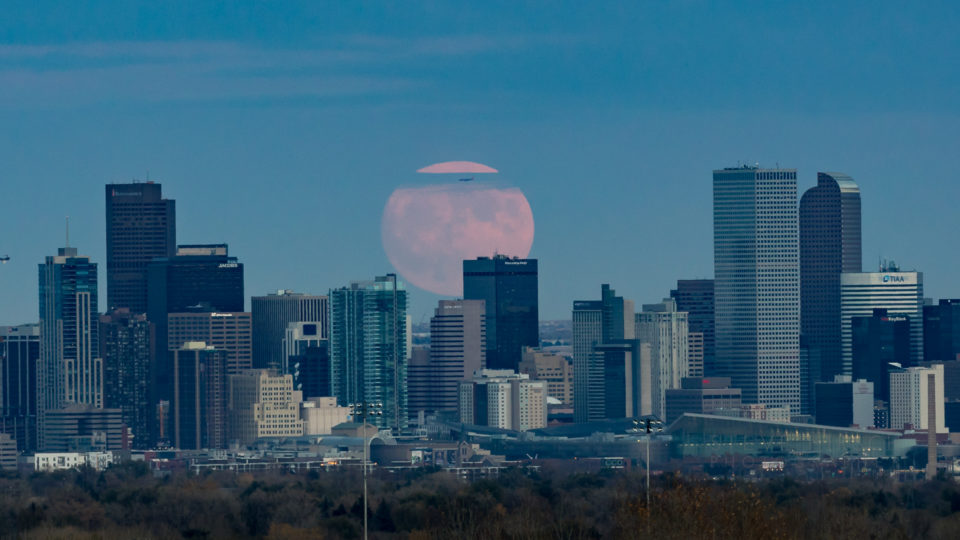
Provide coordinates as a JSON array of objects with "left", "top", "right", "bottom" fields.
[
  {"left": 593, "top": 340, "right": 652, "bottom": 419},
  {"left": 687, "top": 332, "right": 704, "bottom": 378},
  {"left": 670, "top": 279, "right": 715, "bottom": 376},
  {"left": 228, "top": 370, "right": 304, "bottom": 446},
  {"left": 572, "top": 284, "right": 635, "bottom": 423},
  {"left": 923, "top": 299, "right": 960, "bottom": 362},
  {"left": 329, "top": 274, "right": 409, "bottom": 431},
  {"left": 283, "top": 322, "right": 331, "bottom": 399},
  {"left": 406, "top": 346, "right": 432, "bottom": 421},
  {"left": 852, "top": 309, "right": 911, "bottom": 403},
  {"left": 840, "top": 270, "right": 923, "bottom": 373},
  {"left": 171, "top": 342, "right": 228, "bottom": 450},
  {"left": 105, "top": 182, "right": 176, "bottom": 313},
  {"left": 426, "top": 300, "right": 486, "bottom": 415},
  {"left": 252, "top": 290, "right": 328, "bottom": 370},
  {"left": 799, "top": 173, "right": 862, "bottom": 384},
  {"left": 463, "top": 255, "right": 539, "bottom": 371},
  {"left": 0, "top": 324, "right": 40, "bottom": 451},
  {"left": 167, "top": 312, "right": 252, "bottom": 375},
  {"left": 458, "top": 369, "right": 547, "bottom": 431},
  {"left": 636, "top": 298, "right": 689, "bottom": 420},
  {"left": 890, "top": 364, "right": 946, "bottom": 433},
  {"left": 38, "top": 246, "right": 102, "bottom": 449},
  {"left": 519, "top": 347, "right": 574, "bottom": 406},
  {"left": 713, "top": 166, "right": 800, "bottom": 412},
  {"left": 814, "top": 376, "right": 874, "bottom": 428},
  {"left": 99, "top": 309, "right": 153, "bottom": 449},
  {"left": 146, "top": 244, "right": 243, "bottom": 440}
]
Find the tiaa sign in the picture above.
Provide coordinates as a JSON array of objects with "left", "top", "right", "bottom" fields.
[{"left": 882, "top": 275, "right": 905, "bottom": 283}]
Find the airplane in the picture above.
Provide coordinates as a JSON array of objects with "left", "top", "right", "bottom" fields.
[
  {"left": 458, "top": 177, "right": 474, "bottom": 182},
  {"left": 0, "top": 255, "right": 8, "bottom": 264}
]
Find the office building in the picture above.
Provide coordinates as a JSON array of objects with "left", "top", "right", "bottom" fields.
[
  {"left": 172, "top": 342, "right": 228, "bottom": 450},
  {"left": 890, "top": 364, "right": 946, "bottom": 433},
  {"left": 923, "top": 299, "right": 960, "bottom": 362},
  {"left": 670, "top": 279, "right": 715, "bottom": 376},
  {"left": 458, "top": 370, "right": 547, "bottom": 431},
  {"left": 105, "top": 182, "right": 176, "bottom": 313},
  {"left": 463, "top": 255, "right": 539, "bottom": 371},
  {"left": 301, "top": 397, "right": 352, "bottom": 436},
  {"left": 167, "top": 312, "right": 252, "bottom": 375},
  {"left": 593, "top": 340, "right": 652, "bottom": 419},
  {"left": 519, "top": 347, "right": 574, "bottom": 406},
  {"left": 572, "top": 284, "right": 635, "bottom": 423},
  {"left": 687, "top": 332, "right": 704, "bottom": 378},
  {"left": 814, "top": 376, "right": 874, "bottom": 428},
  {"left": 799, "top": 172, "right": 862, "bottom": 384},
  {"left": 42, "top": 405, "right": 123, "bottom": 452},
  {"left": 228, "top": 370, "right": 304, "bottom": 446},
  {"left": 713, "top": 166, "right": 800, "bottom": 412},
  {"left": 664, "top": 377, "right": 742, "bottom": 423},
  {"left": 283, "top": 322, "right": 331, "bottom": 399},
  {"left": 0, "top": 433, "right": 15, "bottom": 471},
  {"left": 636, "top": 298, "right": 689, "bottom": 420},
  {"left": 38, "top": 246, "right": 102, "bottom": 449},
  {"left": 329, "top": 274, "right": 409, "bottom": 431},
  {"left": 99, "top": 309, "right": 153, "bottom": 448},
  {"left": 252, "top": 290, "right": 328, "bottom": 370},
  {"left": 851, "top": 309, "right": 911, "bottom": 402},
  {"left": 406, "top": 346, "right": 432, "bottom": 420},
  {"left": 427, "top": 300, "right": 486, "bottom": 415},
  {"left": 0, "top": 324, "right": 40, "bottom": 451},
  {"left": 146, "top": 243, "right": 243, "bottom": 440},
  {"left": 841, "top": 269, "right": 923, "bottom": 373}
]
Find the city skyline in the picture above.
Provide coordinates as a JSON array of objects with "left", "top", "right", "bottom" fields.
[{"left": 1, "top": 3, "right": 958, "bottom": 324}]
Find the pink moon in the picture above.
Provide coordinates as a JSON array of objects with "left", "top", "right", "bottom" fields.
[{"left": 381, "top": 183, "right": 535, "bottom": 296}]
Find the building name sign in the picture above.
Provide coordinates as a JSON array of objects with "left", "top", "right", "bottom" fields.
[
  {"left": 882, "top": 275, "right": 906, "bottom": 283},
  {"left": 218, "top": 263, "right": 238, "bottom": 268}
]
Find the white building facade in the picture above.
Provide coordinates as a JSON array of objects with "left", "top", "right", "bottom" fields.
[
  {"left": 636, "top": 299, "right": 689, "bottom": 420},
  {"left": 890, "top": 364, "right": 946, "bottom": 433}
]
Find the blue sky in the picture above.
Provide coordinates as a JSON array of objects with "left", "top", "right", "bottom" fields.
[{"left": 0, "top": 2, "right": 958, "bottom": 323}]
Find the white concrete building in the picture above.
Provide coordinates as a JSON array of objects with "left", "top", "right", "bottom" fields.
[
  {"left": 301, "top": 397, "right": 351, "bottom": 435},
  {"left": 228, "top": 370, "right": 304, "bottom": 445},
  {"left": 458, "top": 369, "right": 546, "bottom": 431},
  {"left": 34, "top": 451, "right": 115, "bottom": 472},
  {"left": 636, "top": 298, "right": 689, "bottom": 420},
  {"left": 890, "top": 364, "right": 946, "bottom": 433}
]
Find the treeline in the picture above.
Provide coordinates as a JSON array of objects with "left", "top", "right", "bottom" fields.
[{"left": 1, "top": 463, "right": 960, "bottom": 539}]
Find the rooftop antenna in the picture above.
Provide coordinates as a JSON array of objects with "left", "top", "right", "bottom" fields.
[{"left": 65, "top": 216, "right": 70, "bottom": 248}]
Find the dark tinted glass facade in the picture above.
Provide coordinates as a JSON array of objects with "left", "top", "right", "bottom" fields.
[
  {"left": 0, "top": 325, "right": 40, "bottom": 451},
  {"left": 670, "top": 279, "right": 715, "bottom": 376},
  {"left": 800, "top": 173, "right": 862, "bottom": 383},
  {"left": 172, "top": 348, "right": 227, "bottom": 450},
  {"left": 100, "top": 309, "right": 154, "bottom": 449},
  {"left": 106, "top": 183, "right": 176, "bottom": 313},
  {"left": 923, "top": 299, "right": 960, "bottom": 362},
  {"left": 146, "top": 245, "right": 243, "bottom": 443},
  {"left": 851, "top": 309, "right": 910, "bottom": 402},
  {"left": 290, "top": 342, "right": 331, "bottom": 399},
  {"left": 814, "top": 382, "right": 854, "bottom": 427},
  {"left": 463, "top": 256, "right": 539, "bottom": 371}
]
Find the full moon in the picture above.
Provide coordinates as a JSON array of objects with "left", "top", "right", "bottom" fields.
[{"left": 381, "top": 162, "right": 534, "bottom": 296}]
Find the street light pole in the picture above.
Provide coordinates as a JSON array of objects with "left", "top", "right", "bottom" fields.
[{"left": 363, "top": 408, "right": 368, "bottom": 540}]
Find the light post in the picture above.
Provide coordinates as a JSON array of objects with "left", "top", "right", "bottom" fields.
[
  {"left": 631, "top": 418, "right": 663, "bottom": 512},
  {"left": 353, "top": 401, "right": 382, "bottom": 540}
]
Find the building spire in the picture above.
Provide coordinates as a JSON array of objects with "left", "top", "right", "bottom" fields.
[{"left": 65, "top": 216, "right": 70, "bottom": 248}]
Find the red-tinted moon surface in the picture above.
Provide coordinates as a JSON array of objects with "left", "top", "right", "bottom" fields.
[{"left": 382, "top": 182, "right": 534, "bottom": 296}]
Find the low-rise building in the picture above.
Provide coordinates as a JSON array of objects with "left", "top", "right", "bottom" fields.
[
  {"left": 664, "top": 377, "right": 741, "bottom": 423},
  {"left": 815, "top": 376, "right": 874, "bottom": 428},
  {"left": 229, "top": 370, "right": 304, "bottom": 445},
  {"left": 34, "top": 451, "right": 116, "bottom": 472},
  {"left": 301, "top": 397, "right": 351, "bottom": 435},
  {"left": 0, "top": 433, "right": 16, "bottom": 471},
  {"left": 459, "top": 370, "right": 547, "bottom": 431}
]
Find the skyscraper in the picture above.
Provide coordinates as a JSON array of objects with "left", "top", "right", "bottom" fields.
[
  {"left": 283, "top": 322, "right": 331, "bottom": 399},
  {"left": 172, "top": 342, "right": 228, "bottom": 450},
  {"left": 167, "top": 312, "right": 252, "bottom": 376},
  {"left": 670, "top": 279, "right": 715, "bottom": 376},
  {"left": 840, "top": 269, "right": 923, "bottom": 372},
  {"left": 463, "top": 255, "right": 539, "bottom": 371},
  {"left": 252, "top": 290, "right": 329, "bottom": 370},
  {"left": 923, "top": 299, "right": 960, "bottom": 362},
  {"left": 800, "top": 172, "right": 862, "bottom": 383},
  {"left": 851, "top": 309, "right": 911, "bottom": 403},
  {"left": 329, "top": 274, "right": 409, "bottom": 431},
  {"left": 426, "top": 300, "right": 486, "bottom": 415},
  {"left": 105, "top": 182, "right": 176, "bottom": 313},
  {"left": 38, "top": 246, "right": 102, "bottom": 449},
  {"left": 572, "top": 284, "right": 635, "bottom": 423},
  {"left": 636, "top": 298, "right": 689, "bottom": 420},
  {"left": 99, "top": 309, "right": 153, "bottom": 449},
  {"left": 0, "top": 324, "right": 40, "bottom": 451},
  {"left": 713, "top": 166, "right": 800, "bottom": 412},
  {"left": 146, "top": 243, "right": 243, "bottom": 441}
]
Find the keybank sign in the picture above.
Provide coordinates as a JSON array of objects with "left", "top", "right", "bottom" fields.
[{"left": 882, "top": 275, "right": 906, "bottom": 283}]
